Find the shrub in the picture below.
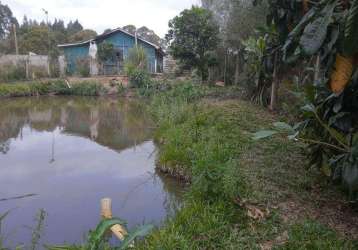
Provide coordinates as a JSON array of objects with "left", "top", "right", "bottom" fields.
[
  {"left": 0, "top": 63, "right": 27, "bottom": 82},
  {"left": 70, "top": 82, "right": 106, "bottom": 96},
  {"left": 128, "top": 68, "right": 152, "bottom": 88},
  {"left": 0, "top": 81, "right": 106, "bottom": 98},
  {"left": 124, "top": 46, "right": 148, "bottom": 75},
  {"left": 0, "top": 83, "right": 31, "bottom": 97}
]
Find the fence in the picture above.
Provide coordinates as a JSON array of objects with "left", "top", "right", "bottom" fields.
[{"left": 0, "top": 54, "right": 65, "bottom": 81}]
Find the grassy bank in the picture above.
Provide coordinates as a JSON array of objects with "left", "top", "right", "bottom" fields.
[
  {"left": 0, "top": 80, "right": 106, "bottom": 98},
  {"left": 135, "top": 82, "right": 358, "bottom": 249}
]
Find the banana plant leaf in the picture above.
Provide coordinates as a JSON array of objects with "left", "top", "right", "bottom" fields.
[
  {"left": 343, "top": 0, "right": 358, "bottom": 56},
  {"left": 252, "top": 130, "right": 278, "bottom": 140},
  {"left": 299, "top": 1, "right": 336, "bottom": 55}
]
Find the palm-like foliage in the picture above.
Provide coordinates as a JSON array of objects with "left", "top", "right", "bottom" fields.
[
  {"left": 47, "top": 218, "right": 153, "bottom": 250},
  {"left": 253, "top": 0, "right": 358, "bottom": 201}
]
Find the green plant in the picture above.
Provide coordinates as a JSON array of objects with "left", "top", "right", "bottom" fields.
[
  {"left": 0, "top": 81, "right": 106, "bottom": 98},
  {"left": 128, "top": 68, "right": 151, "bottom": 88},
  {"left": 0, "top": 63, "right": 27, "bottom": 82},
  {"left": 124, "top": 46, "right": 148, "bottom": 75},
  {"left": 48, "top": 218, "right": 153, "bottom": 250},
  {"left": 97, "top": 42, "right": 116, "bottom": 64},
  {"left": 30, "top": 209, "right": 46, "bottom": 250},
  {"left": 250, "top": 0, "right": 358, "bottom": 202},
  {"left": 275, "top": 220, "right": 358, "bottom": 249},
  {"left": 166, "top": 6, "right": 220, "bottom": 81}
]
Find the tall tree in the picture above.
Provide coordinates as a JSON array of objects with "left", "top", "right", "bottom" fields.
[
  {"left": 68, "top": 29, "right": 97, "bottom": 42},
  {"left": 67, "top": 19, "right": 83, "bottom": 35},
  {"left": 122, "top": 25, "right": 136, "bottom": 35},
  {"left": 0, "top": 1, "right": 18, "bottom": 39},
  {"left": 201, "top": 0, "right": 267, "bottom": 84},
  {"left": 166, "top": 6, "right": 220, "bottom": 81}
]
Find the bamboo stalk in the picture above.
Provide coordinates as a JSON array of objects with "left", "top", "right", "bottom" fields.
[{"left": 100, "top": 198, "right": 128, "bottom": 241}]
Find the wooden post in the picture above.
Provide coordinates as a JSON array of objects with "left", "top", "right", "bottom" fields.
[
  {"left": 13, "top": 24, "right": 19, "bottom": 55},
  {"left": 25, "top": 58, "right": 29, "bottom": 79},
  {"left": 100, "top": 198, "right": 128, "bottom": 241}
]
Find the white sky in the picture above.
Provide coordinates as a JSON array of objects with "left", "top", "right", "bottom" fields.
[{"left": 2, "top": 0, "right": 201, "bottom": 37}]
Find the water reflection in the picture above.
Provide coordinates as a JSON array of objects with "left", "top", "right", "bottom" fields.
[{"left": 0, "top": 96, "right": 183, "bottom": 247}]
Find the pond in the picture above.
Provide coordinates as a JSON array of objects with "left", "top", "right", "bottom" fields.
[{"left": 0, "top": 96, "right": 183, "bottom": 248}]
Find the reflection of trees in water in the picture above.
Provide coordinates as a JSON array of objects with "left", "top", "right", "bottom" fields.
[
  {"left": 0, "top": 140, "right": 10, "bottom": 154},
  {"left": 0, "top": 96, "right": 153, "bottom": 154}
]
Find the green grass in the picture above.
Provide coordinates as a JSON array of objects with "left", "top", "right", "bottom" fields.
[
  {"left": 134, "top": 81, "right": 357, "bottom": 249},
  {"left": 0, "top": 80, "right": 106, "bottom": 98}
]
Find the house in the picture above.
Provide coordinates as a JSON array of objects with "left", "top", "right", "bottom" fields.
[{"left": 58, "top": 28, "right": 165, "bottom": 76}]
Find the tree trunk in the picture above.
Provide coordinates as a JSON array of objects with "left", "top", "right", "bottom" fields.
[
  {"left": 269, "top": 53, "right": 279, "bottom": 111},
  {"left": 234, "top": 52, "right": 240, "bottom": 85}
]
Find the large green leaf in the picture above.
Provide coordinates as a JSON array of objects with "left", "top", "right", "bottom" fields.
[
  {"left": 252, "top": 130, "right": 278, "bottom": 140},
  {"left": 273, "top": 122, "right": 295, "bottom": 133},
  {"left": 88, "top": 218, "right": 126, "bottom": 250},
  {"left": 343, "top": 0, "right": 358, "bottom": 55},
  {"left": 299, "top": 2, "right": 336, "bottom": 55},
  {"left": 117, "top": 224, "right": 154, "bottom": 250}
]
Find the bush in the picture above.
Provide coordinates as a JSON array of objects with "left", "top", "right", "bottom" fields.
[
  {"left": 124, "top": 46, "right": 148, "bottom": 75},
  {"left": 0, "top": 63, "right": 27, "bottom": 82},
  {"left": 128, "top": 68, "right": 152, "bottom": 88}
]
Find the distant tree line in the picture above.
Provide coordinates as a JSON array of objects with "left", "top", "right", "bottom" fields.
[{"left": 0, "top": 1, "right": 96, "bottom": 57}]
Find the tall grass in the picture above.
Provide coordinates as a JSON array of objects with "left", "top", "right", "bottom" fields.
[{"left": 0, "top": 81, "right": 106, "bottom": 98}]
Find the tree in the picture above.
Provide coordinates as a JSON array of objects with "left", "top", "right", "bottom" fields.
[
  {"left": 18, "top": 26, "right": 50, "bottom": 54},
  {"left": 122, "top": 25, "right": 136, "bottom": 35},
  {"left": 69, "top": 29, "right": 97, "bottom": 43},
  {"left": 201, "top": 0, "right": 267, "bottom": 85},
  {"left": 137, "top": 26, "right": 162, "bottom": 46},
  {"left": 102, "top": 28, "right": 112, "bottom": 35},
  {"left": 67, "top": 20, "right": 83, "bottom": 35},
  {"left": 166, "top": 6, "right": 220, "bottom": 81},
  {"left": 0, "top": 1, "right": 18, "bottom": 39}
]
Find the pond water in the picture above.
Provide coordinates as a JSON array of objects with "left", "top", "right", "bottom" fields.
[{"left": 0, "top": 96, "right": 183, "bottom": 248}]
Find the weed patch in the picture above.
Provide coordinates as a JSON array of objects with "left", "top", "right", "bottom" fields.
[{"left": 0, "top": 81, "right": 106, "bottom": 98}]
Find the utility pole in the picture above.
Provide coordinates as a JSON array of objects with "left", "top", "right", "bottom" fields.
[
  {"left": 135, "top": 31, "right": 138, "bottom": 47},
  {"left": 42, "top": 8, "right": 51, "bottom": 76},
  {"left": 13, "top": 24, "right": 19, "bottom": 55}
]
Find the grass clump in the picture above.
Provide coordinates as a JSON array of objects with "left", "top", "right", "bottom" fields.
[
  {"left": 0, "top": 81, "right": 106, "bottom": 98},
  {"left": 275, "top": 220, "right": 358, "bottom": 250}
]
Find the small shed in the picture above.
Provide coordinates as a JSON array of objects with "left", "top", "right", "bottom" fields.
[{"left": 58, "top": 28, "right": 164, "bottom": 76}]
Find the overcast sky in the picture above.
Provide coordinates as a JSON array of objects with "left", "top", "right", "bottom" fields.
[{"left": 3, "top": 0, "right": 201, "bottom": 37}]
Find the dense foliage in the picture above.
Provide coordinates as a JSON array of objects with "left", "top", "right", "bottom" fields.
[
  {"left": 0, "top": 3, "right": 95, "bottom": 57},
  {"left": 166, "top": 6, "right": 220, "bottom": 81},
  {"left": 124, "top": 46, "right": 151, "bottom": 88},
  {"left": 0, "top": 1, "right": 18, "bottom": 40},
  {"left": 249, "top": 0, "right": 358, "bottom": 201}
]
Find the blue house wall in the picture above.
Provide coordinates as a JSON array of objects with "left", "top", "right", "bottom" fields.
[
  {"left": 63, "top": 44, "right": 89, "bottom": 74},
  {"left": 60, "top": 29, "right": 161, "bottom": 75},
  {"left": 99, "top": 32, "right": 157, "bottom": 73}
]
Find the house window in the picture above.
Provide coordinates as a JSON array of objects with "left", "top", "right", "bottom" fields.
[{"left": 115, "top": 49, "right": 124, "bottom": 62}]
